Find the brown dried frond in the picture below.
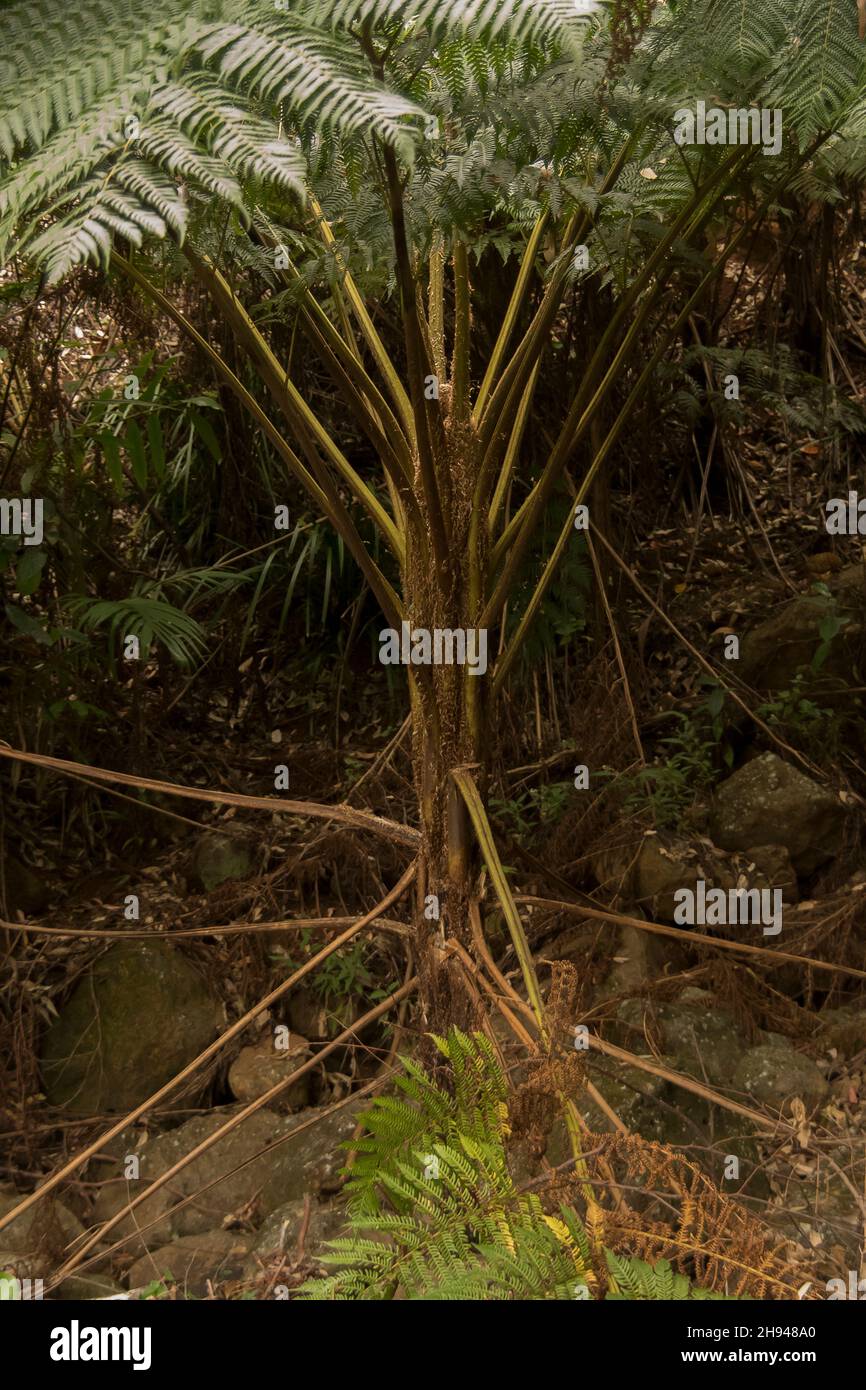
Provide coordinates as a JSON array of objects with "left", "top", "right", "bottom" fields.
[
  {"left": 606, "top": 1, "right": 660, "bottom": 80},
  {"left": 588, "top": 1132, "right": 795, "bottom": 1299},
  {"left": 509, "top": 962, "right": 585, "bottom": 1156}
]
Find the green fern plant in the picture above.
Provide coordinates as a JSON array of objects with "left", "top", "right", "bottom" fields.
[
  {"left": 296, "top": 1030, "right": 732, "bottom": 1300},
  {"left": 64, "top": 594, "right": 208, "bottom": 668}
]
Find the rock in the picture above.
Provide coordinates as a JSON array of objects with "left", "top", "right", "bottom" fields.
[
  {"left": 617, "top": 992, "right": 745, "bottom": 1089},
  {"left": 191, "top": 832, "right": 253, "bottom": 892},
  {"left": 0, "top": 853, "right": 50, "bottom": 917},
  {"left": 804, "top": 552, "right": 842, "bottom": 578},
  {"left": 708, "top": 753, "right": 845, "bottom": 875},
  {"left": 597, "top": 923, "right": 684, "bottom": 1000},
  {"left": 40, "top": 942, "right": 223, "bottom": 1113},
  {"left": 0, "top": 1185, "right": 85, "bottom": 1280},
  {"left": 814, "top": 1004, "right": 866, "bottom": 1059},
  {"left": 732, "top": 1044, "right": 829, "bottom": 1111},
  {"left": 743, "top": 844, "right": 799, "bottom": 902},
  {"left": 92, "top": 1104, "right": 359, "bottom": 1249},
  {"left": 740, "top": 569, "right": 866, "bottom": 693},
  {"left": 591, "top": 829, "right": 796, "bottom": 924},
  {"left": 243, "top": 1197, "right": 347, "bottom": 1277},
  {"left": 228, "top": 1032, "right": 312, "bottom": 1112},
  {"left": 127, "top": 1229, "right": 254, "bottom": 1296},
  {"left": 739, "top": 595, "right": 858, "bottom": 692},
  {"left": 52, "top": 1272, "right": 126, "bottom": 1300}
]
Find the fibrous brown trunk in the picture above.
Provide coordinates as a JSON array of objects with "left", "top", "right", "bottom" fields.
[{"left": 402, "top": 415, "right": 490, "bottom": 1034}]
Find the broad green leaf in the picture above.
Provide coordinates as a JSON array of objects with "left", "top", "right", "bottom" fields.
[
  {"left": 125, "top": 420, "right": 147, "bottom": 489},
  {"left": 15, "top": 547, "right": 46, "bottom": 595}
]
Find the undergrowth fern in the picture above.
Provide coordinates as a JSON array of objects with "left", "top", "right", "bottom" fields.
[{"left": 296, "top": 1030, "right": 733, "bottom": 1300}]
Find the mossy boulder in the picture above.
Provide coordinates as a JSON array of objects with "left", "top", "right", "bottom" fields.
[
  {"left": 617, "top": 991, "right": 746, "bottom": 1090},
  {"left": 40, "top": 941, "right": 223, "bottom": 1113},
  {"left": 191, "top": 831, "right": 253, "bottom": 892},
  {"left": 708, "top": 753, "right": 845, "bottom": 875}
]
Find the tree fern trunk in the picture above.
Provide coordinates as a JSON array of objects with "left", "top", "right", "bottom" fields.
[{"left": 402, "top": 422, "right": 490, "bottom": 1033}]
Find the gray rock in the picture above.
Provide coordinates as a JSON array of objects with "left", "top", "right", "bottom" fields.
[
  {"left": 708, "top": 753, "right": 845, "bottom": 874},
  {"left": 127, "top": 1229, "right": 254, "bottom": 1296},
  {"left": 814, "top": 1004, "right": 866, "bottom": 1059},
  {"left": 0, "top": 1185, "right": 85, "bottom": 1280},
  {"left": 618, "top": 993, "right": 746, "bottom": 1089},
  {"left": 40, "top": 941, "right": 224, "bottom": 1113},
  {"left": 191, "top": 832, "right": 253, "bottom": 892},
  {"left": 228, "top": 1032, "right": 312, "bottom": 1112},
  {"left": 732, "top": 1044, "right": 829, "bottom": 1111},
  {"left": 244, "top": 1197, "right": 348, "bottom": 1275},
  {"left": 92, "top": 1103, "right": 359, "bottom": 1250}
]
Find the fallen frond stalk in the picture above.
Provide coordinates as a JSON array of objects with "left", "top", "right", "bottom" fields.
[
  {"left": 1, "top": 916, "right": 411, "bottom": 940},
  {"left": 517, "top": 894, "right": 866, "bottom": 981},
  {"left": 0, "top": 744, "right": 420, "bottom": 846},
  {"left": 589, "top": 1035, "right": 798, "bottom": 1137}
]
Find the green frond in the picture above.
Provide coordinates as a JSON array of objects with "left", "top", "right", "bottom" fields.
[
  {"left": 307, "top": 0, "right": 601, "bottom": 51},
  {"left": 297, "top": 1030, "right": 733, "bottom": 1301},
  {"left": 65, "top": 594, "right": 209, "bottom": 668}
]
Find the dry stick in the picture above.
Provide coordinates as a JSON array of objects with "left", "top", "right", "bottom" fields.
[
  {"left": 585, "top": 531, "right": 644, "bottom": 764},
  {"left": 0, "top": 862, "right": 417, "bottom": 1237},
  {"left": 2, "top": 916, "right": 411, "bottom": 941},
  {"left": 587, "top": 523, "right": 835, "bottom": 788},
  {"left": 588, "top": 1035, "right": 797, "bottom": 1138},
  {"left": 0, "top": 744, "right": 420, "bottom": 847},
  {"left": 517, "top": 894, "right": 866, "bottom": 982},
  {"left": 49, "top": 979, "right": 417, "bottom": 1289}
]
